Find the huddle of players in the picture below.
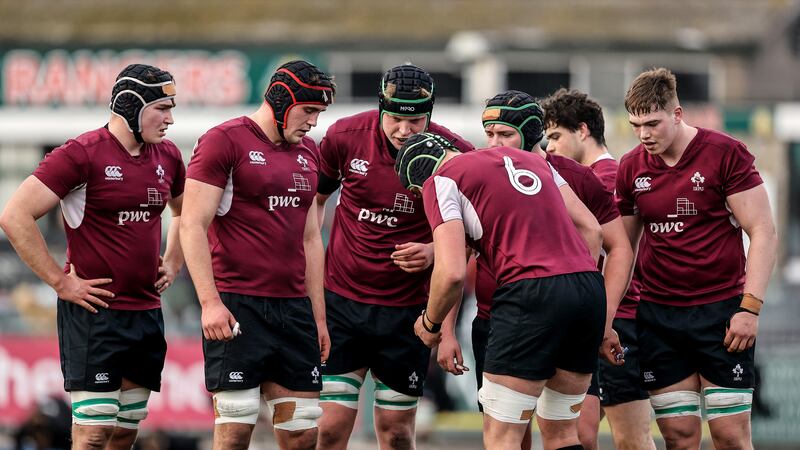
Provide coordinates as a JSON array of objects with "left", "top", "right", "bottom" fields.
[{"left": 0, "top": 59, "right": 775, "bottom": 450}]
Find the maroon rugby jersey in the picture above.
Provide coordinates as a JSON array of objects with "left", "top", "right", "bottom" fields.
[
  {"left": 474, "top": 152, "right": 616, "bottom": 319},
  {"left": 425, "top": 147, "right": 597, "bottom": 297},
  {"left": 33, "top": 127, "right": 185, "bottom": 310},
  {"left": 616, "top": 128, "right": 763, "bottom": 306},
  {"left": 590, "top": 154, "right": 639, "bottom": 319},
  {"left": 319, "top": 110, "right": 474, "bottom": 307},
  {"left": 187, "top": 116, "right": 319, "bottom": 298}
]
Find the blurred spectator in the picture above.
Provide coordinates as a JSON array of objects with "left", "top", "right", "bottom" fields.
[{"left": 13, "top": 395, "right": 70, "bottom": 450}]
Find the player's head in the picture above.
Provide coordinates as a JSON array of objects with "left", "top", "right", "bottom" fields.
[
  {"left": 541, "top": 88, "right": 606, "bottom": 161},
  {"left": 379, "top": 64, "right": 435, "bottom": 151},
  {"left": 265, "top": 60, "right": 335, "bottom": 143},
  {"left": 110, "top": 64, "right": 176, "bottom": 144},
  {"left": 624, "top": 67, "right": 682, "bottom": 156},
  {"left": 395, "top": 132, "right": 455, "bottom": 194},
  {"left": 482, "top": 90, "right": 544, "bottom": 151}
]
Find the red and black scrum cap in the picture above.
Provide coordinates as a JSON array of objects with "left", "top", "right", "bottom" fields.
[{"left": 265, "top": 60, "right": 335, "bottom": 135}]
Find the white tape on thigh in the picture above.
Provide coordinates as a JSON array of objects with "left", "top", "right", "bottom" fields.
[
  {"left": 650, "top": 390, "right": 702, "bottom": 419},
  {"left": 373, "top": 377, "right": 419, "bottom": 410},
  {"left": 478, "top": 376, "right": 538, "bottom": 424},
  {"left": 267, "top": 397, "right": 323, "bottom": 431},
  {"left": 535, "top": 386, "right": 586, "bottom": 421},
  {"left": 116, "top": 388, "right": 151, "bottom": 430},
  {"left": 213, "top": 388, "right": 261, "bottom": 425},
  {"left": 320, "top": 372, "right": 363, "bottom": 409},
  {"left": 703, "top": 387, "right": 753, "bottom": 420},
  {"left": 71, "top": 390, "right": 121, "bottom": 426}
]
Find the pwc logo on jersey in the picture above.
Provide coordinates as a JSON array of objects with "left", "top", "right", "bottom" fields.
[
  {"left": 634, "top": 176, "right": 652, "bottom": 192},
  {"left": 357, "top": 208, "right": 398, "bottom": 228},
  {"left": 249, "top": 151, "right": 267, "bottom": 165},
  {"left": 650, "top": 198, "right": 698, "bottom": 234},
  {"left": 105, "top": 166, "right": 123, "bottom": 181},
  {"left": 267, "top": 195, "right": 301, "bottom": 211},
  {"left": 349, "top": 158, "right": 370, "bottom": 176}
]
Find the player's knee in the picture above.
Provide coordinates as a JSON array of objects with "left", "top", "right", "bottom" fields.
[
  {"left": 478, "top": 376, "right": 538, "bottom": 424},
  {"left": 320, "top": 372, "right": 362, "bottom": 409},
  {"left": 387, "top": 432, "right": 414, "bottom": 450},
  {"left": 284, "top": 427, "right": 318, "bottom": 450},
  {"left": 537, "top": 387, "right": 586, "bottom": 421},
  {"left": 373, "top": 377, "right": 418, "bottom": 411},
  {"left": 71, "top": 390, "right": 121, "bottom": 427},
  {"left": 116, "top": 387, "right": 150, "bottom": 430},
  {"left": 213, "top": 388, "right": 261, "bottom": 425},
  {"left": 267, "top": 397, "right": 322, "bottom": 431},
  {"left": 650, "top": 390, "right": 702, "bottom": 419},
  {"left": 80, "top": 427, "right": 114, "bottom": 449},
  {"left": 703, "top": 387, "right": 753, "bottom": 421}
]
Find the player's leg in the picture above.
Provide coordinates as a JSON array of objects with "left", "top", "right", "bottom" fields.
[
  {"left": 263, "top": 381, "right": 322, "bottom": 450},
  {"left": 203, "top": 294, "right": 272, "bottom": 450},
  {"left": 318, "top": 290, "right": 370, "bottom": 449},
  {"left": 697, "top": 296, "right": 757, "bottom": 450},
  {"left": 481, "top": 373, "right": 544, "bottom": 450},
  {"left": 535, "top": 369, "right": 593, "bottom": 450},
  {"left": 576, "top": 376, "right": 600, "bottom": 450},
  {"left": 649, "top": 376, "right": 703, "bottom": 450},
  {"left": 107, "top": 308, "right": 166, "bottom": 449},
  {"left": 105, "top": 380, "right": 150, "bottom": 450},
  {"left": 601, "top": 318, "right": 656, "bottom": 450},
  {"left": 318, "top": 368, "right": 367, "bottom": 450},
  {"left": 473, "top": 315, "right": 533, "bottom": 450},
  {"left": 57, "top": 301, "right": 123, "bottom": 449},
  {"left": 268, "top": 296, "right": 328, "bottom": 450},
  {"left": 370, "top": 303, "right": 431, "bottom": 450}
]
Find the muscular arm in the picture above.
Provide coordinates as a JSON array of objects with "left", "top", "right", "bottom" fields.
[
  {"left": 415, "top": 220, "right": 467, "bottom": 348},
  {"left": 314, "top": 193, "right": 330, "bottom": 231},
  {"left": 621, "top": 215, "right": 644, "bottom": 258},
  {"left": 179, "top": 179, "right": 236, "bottom": 340},
  {"left": 600, "top": 216, "right": 634, "bottom": 326},
  {"left": 156, "top": 194, "right": 184, "bottom": 293},
  {"left": 0, "top": 176, "right": 113, "bottom": 311},
  {"left": 724, "top": 184, "right": 778, "bottom": 352},
  {"left": 0, "top": 176, "right": 68, "bottom": 288},
  {"left": 304, "top": 201, "right": 330, "bottom": 362},
  {"left": 728, "top": 185, "right": 777, "bottom": 299},
  {"left": 560, "top": 184, "right": 603, "bottom": 262}
]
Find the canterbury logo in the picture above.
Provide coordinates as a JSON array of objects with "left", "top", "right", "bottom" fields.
[
  {"left": 95, "top": 373, "right": 110, "bottom": 382},
  {"left": 228, "top": 372, "right": 243, "bottom": 381},
  {"left": 349, "top": 159, "right": 369, "bottom": 175},
  {"left": 104, "top": 166, "right": 123, "bottom": 180},
  {"left": 634, "top": 177, "right": 652, "bottom": 190},
  {"left": 249, "top": 151, "right": 266, "bottom": 165}
]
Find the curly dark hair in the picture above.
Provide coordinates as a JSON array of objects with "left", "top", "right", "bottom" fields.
[
  {"left": 540, "top": 88, "right": 606, "bottom": 146},
  {"left": 624, "top": 67, "right": 678, "bottom": 116}
]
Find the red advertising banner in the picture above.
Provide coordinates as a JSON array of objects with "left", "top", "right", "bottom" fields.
[{"left": 0, "top": 335, "right": 214, "bottom": 430}]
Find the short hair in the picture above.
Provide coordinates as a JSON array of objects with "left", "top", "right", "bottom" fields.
[
  {"left": 541, "top": 88, "right": 606, "bottom": 146},
  {"left": 624, "top": 67, "right": 678, "bottom": 116}
]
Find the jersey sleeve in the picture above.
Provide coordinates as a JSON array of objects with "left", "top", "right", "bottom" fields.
[
  {"left": 579, "top": 169, "right": 619, "bottom": 225},
  {"left": 186, "top": 129, "right": 236, "bottom": 189},
  {"left": 423, "top": 175, "right": 463, "bottom": 232},
  {"left": 615, "top": 157, "right": 637, "bottom": 216},
  {"left": 722, "top": 141, "right": 763, "bottom": 197},
  {"left": 32, "top": 140, "right": 89, "bottom": 198},
  {"left": 318, "top": 127, "right": 343, "bottom": 180},
  {"left": 170, "top": 145, "right": 187, "bottom": 198},
  {"left": 548, "top": 163, "right": 568, "bottom": 187}
]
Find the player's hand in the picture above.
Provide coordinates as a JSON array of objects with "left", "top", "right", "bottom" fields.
[
  {"left": 155, "top": 256, "right": 180, "bottom": 294},
  {"left": 437, "top": 331, "right": 468, "bottom": 375},
  {"left": 414, "top": 315, "right": 442, "bottom": 348},
  {"left": 599, "top": 327, "right": 625, "bottom": 366},
  {"left": 317, "top": 320, "right": 331, "bottom": 364},
  {"left": 391, "top": 242, "right": 433, "bottom": 273},
  {"left": 724, "top": 311, "right": 759, "bottom": 353},
  {"left": 55, "top": 264, "right": 113, "bottom": 313},
  {"left": 201, "top": 301, "right": 238, "bottom": 341}
]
